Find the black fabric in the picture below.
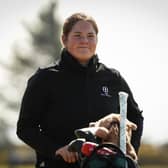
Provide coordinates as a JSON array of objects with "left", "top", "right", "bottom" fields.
[
  {"left": 35, "top": 157, "right": 79, "bottom": 168},
  {"left": 17, "top": 49, "right": 143, "bottom": 167}
]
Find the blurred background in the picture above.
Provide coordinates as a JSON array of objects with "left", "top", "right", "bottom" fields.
[{"left": 0, "top": 0, "right": 168, "bottom": 167}]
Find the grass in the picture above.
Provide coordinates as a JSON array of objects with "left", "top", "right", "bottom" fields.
[
  {"left": 141, "top": 166, "right": 168, "bottom": 168},
  {"left": 0, "top": 165, "right": 168, "bottom": 168},
  {"left": 0, "top": 165, "right": 33, "bottom": 168}
]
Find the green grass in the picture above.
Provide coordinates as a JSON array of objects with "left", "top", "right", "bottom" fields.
[
  {"left": 0, "top": 165, "right": 33, "bottom": 168},
  {"left": 141, "top": 166, "right": 168, "bottom": 168},
  {"left": 0, "top": 165, "right": 168, "bottom": 168}
]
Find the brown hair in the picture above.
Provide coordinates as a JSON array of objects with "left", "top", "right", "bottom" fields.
[{"left": 62, "top": 12, "right": 99, "bottom": 37}]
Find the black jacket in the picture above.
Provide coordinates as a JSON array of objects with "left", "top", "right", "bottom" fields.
[{"left": 17, "top": 49, "right": 143, "bottom": 167}]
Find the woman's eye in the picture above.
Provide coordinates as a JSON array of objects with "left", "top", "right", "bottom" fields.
[
  {"left": 74, "top": 34, "right": 81, "bottom": 37},
  {"left": 88, "top": 34, "right": 95, "bottom": 38},
  {"left": 89, "top": 34, "right": 94, "bottom": 37}
]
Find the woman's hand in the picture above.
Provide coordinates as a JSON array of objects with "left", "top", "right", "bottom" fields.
[{"left": 55, "top": 145, "right": 78, "bottom": 163}]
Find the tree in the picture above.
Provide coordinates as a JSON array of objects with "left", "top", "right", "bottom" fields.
[
  {"left": 0, "top": 0, "right": 62, "bottom": 146},
  {"left": 0, "top": 119, "right": 11, "bottom": 149},
  {"left": 11, "top": 0, "right": 62, "bottom": 79},
  {"left": 7, "top": 0, "right": 61, "bottom": 110}
]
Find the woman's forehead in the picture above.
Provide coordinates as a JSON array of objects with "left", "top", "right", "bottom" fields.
[{"left": 70, "top": 20, "right": 96, "bottom": 33}]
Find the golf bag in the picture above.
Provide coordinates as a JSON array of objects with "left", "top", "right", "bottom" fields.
[
  {"left": 79, "top": 143, "right": 139, "bottom": 168},
  {"left": 68, "top": 129, "right": 139, "bottom": 168}
]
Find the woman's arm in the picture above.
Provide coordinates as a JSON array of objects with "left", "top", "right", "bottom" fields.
[{"left": 17, "top": 70, "right": 58, "bottom": 159}]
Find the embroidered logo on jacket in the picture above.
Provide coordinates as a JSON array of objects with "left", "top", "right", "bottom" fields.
[
  {"left": 100, "top": 86, "right": 112, "bottom": 97},
  {"left": 39, "top": 161, "right": 45, "bottom": 167}
]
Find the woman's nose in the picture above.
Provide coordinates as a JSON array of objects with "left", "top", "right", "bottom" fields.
[{"left": 80, "top": 36, "right": 88, "bottom": 43}]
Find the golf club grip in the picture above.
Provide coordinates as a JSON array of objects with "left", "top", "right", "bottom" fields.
[{"left": 119, "top": 91, "right": 128, "bottom": 154}]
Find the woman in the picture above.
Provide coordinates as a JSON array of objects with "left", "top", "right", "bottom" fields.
[{"left": 17, "top": 12, "right": 143, "bottom": 168}]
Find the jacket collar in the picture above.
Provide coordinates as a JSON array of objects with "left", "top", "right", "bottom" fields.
[{"left": 59, "top": 48, "right": 99, "bottom": 74}]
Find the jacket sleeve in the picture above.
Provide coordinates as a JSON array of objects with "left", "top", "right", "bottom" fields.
[
  {"left": 119, "top": 74, "right": 144, "bottom": 154},
  {"left": 16, "top": 69, "right": 58, "bottom": 160}
]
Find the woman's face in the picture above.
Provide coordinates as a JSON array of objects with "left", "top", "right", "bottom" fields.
[{"left": 62, "top": 20, "right": 98, "bottom": 64}]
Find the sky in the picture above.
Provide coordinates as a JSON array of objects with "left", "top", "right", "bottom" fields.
[{"left": 0, "top": 0, "right": 168, "bottom": 145}]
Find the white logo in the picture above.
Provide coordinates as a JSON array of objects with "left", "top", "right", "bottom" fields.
[
  {"left": 101, "top": 86, "right": 111, "bottom": 97},
  {"left": 39, "top": 161, "right": 45, "bottom": 167}
]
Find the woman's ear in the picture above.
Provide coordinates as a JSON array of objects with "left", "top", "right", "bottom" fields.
[{"left": 61, "top": 34, "right": 67, "bottom": 47}]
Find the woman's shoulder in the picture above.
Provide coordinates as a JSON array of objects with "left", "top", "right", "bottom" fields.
[
  {"left": 98, "top": 63, "right": 121, "bottom": 78},
  {"left": 28, "top": 63, "right": 60, "bottom": 84}
]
